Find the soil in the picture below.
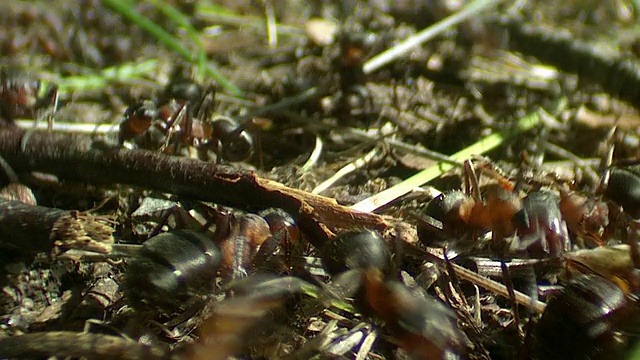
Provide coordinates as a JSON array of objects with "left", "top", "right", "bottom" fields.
[{"left": 0, "top": 1, "right": 639, "bottom": 359}]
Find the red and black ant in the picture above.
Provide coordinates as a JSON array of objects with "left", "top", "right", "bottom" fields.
[
  {"left": 321, "top": 230, "right": 467, "bottom": 359},
  {"left": 532, "top": 227, "right": 640, "bottom": 359},
  {"left": 118, "top": 78, "right": 254, "bottom": 162},
  {"left": 417, "top": 157, "right": 570, "bottom": 258},
  {"left": 0, "top": 68, "right": 58, "bottom": 125},
  {"left": 123, "top": 205, "right": 301, "bottom": 314},
  {"left": 556, "top": 129, "right": 640, "bottom": 264}
]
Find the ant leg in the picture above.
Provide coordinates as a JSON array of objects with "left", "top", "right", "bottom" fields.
[
  {"left": 254, "top": 122, "right": 264, "bottom": 169},
  {"left": 442, "top": 245, "right": 470, "bottom": 309},
  {"left": 148, "top": 203, "right": 182, "bottom": 238},
  {"left": 210, "top": 210, "right": 233, "bottom": 243},
  {"left": 248, "top": 117, "right": 272, "bottom": 169},
  {"left": 253, "top": 215, "right": 300, "bottom": 274},
  {"left": 250, "top": 229, "right": 282, "bottom": 273},
  {"left": 83, "top": 319, "right": 132, "bottom": 340},
  {"left": 194, "top": 85, "right": 216, "bottom": 120},
  {"left": 471, "top": 155, "right": 515, "bottom": 191},
  {"left": 596, "top": 126, "right": 617, "bottom": 194},
  {"left": 160, "top": 103, "right": 188, "bottom": 153},
  {"left": 500, "top": 259, "right": 521, "bottom": 331},
  {"left": 45, "top": 85, "right": 59, "bottom": 131}
]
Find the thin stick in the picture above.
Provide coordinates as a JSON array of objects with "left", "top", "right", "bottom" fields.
[
  {"left": 15, "top": 120, "right": 118, "bottom": 134},
  {"left": 344, "top": 127, "right": 462, "bottom": 166},
  {"left": 300, "top": 136, "right": 323, "bottom": 172},
  {"left": 263, "top": 0, "right": 278, "bottom": 47},
  {"left": 0, "top": 331, "right": 169, "bottom": 360},
  {"left": 450, "top": 262, "right": 546, "bottom": 313},
  {"left": 312, "top": 147, "right": 380, "bottom": 194},
  {"left": 543, "top": 142, "right": 600, "bottom": 187},
  {"left": 363, "top": 0, "right": 504, "bottom": 74}
]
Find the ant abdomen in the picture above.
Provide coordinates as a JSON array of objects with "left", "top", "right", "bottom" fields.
[
  {"left": 208, "top": 116, "right": 254, "bottom": 162},
  {"left": 321, "top": 229, "right": 391, "bottom": 276},
  {"left": 535, "top": 274, "right": 639, "bottom": 360},
  {"left": 124, "top": 230, "right": 221, "bottom": 313}
]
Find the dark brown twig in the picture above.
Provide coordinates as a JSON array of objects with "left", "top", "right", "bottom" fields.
[
  {"left": 0, "top": 331, "right": 170, "bottom": 360},
  {"left": 0, "top": 200, "right": 67, "bottom": 255},
  {"left": 0, "top": 127, "right": 400, "bottom": 247},
  {"left": 0, "top": 200, "right": 113, "bottom": 257}
]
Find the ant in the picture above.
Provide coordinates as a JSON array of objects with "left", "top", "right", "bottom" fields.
[
  {"left": 124, "top": 229, "right": 222, "bottom": 314},
  {"left": 118, "top": 78, "right": 254, "bottom": 162},
  {"left": 557, "top": 128, "right": 640, "bottom": 257},
  {"left": 533, "top": 238, "right": 640, "bottom": 359},
  {"left": 416, "top": 156, "right": 573, "bottom": 332},
  {"left": 0, "top": 68, "right": 58, "bottom": 125},
  {"left": 534, "top": 273, "right": 640, "bottom": 360},
  {"left": 217, "top": 208, "right": 302, "bottom": 280},
  {"left": 123, "top": 206, "right": 301, "bottom": 315},
  {"left": 417, "top": 157, "right": 570, "bottom": 258},
  {"left": 192, "top": 275, "right": 312, "bottom": 360},
  {"left": 321, "top": 229, "right": 466, "bottom": 359}
]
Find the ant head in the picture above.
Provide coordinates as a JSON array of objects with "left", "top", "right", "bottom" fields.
[
  {"left": 119, "top": 100, "right": 158, "bottom": 144},
  {"left": 222, "top": 131, "right": 254, "bottom": 162},
  {"left": 209, "top": 116, "right": 255, "bottom": 162}
]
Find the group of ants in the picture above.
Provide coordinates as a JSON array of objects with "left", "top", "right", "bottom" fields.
[{"left": 1, "top": 67, "right": 640, "bottom": 360}]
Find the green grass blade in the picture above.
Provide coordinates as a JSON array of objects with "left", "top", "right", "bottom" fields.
[
  {"left": 363, "top": 0, "right": 504, "bottom": 74},
  {"left": 101, "top": 0, "right": 243, "bottom": 96},
  {"left": 55, "top": 59, "right": 158, "bottom": 93},
  {"left": 350, "top": 111, "right": 541, "bottom": 212},
  {"left": 144, "top": 0, "right": 207, "bottom": 78}
]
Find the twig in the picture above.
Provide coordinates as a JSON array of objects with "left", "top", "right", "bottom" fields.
[
  {"left": 241, "top": 86, "right": 324, "bottom": 120},
  {"left": 449, "top": 262, "right": 546, "bottom": 313},
  {"left": 0, "top": 200, "right": 67, "bottom": 255},
  {"left": 0, "top": 127, "right": 399, "bottom": 248},
  {"left": 263, "top": 0, "right": 278, "bottom": 47},
  {"left": 312, "top": 146, "right": 380, "bottom": 195},
  {"left": 0, "top": 200, "right": 114, "bottom": 257},
  {"left": 343, "top": 127, "right": 462, "bottom": 166},
  {"left": 196, "top": 5, "right": 305, "bottom": 36},
  {"left": 543, "top": 142, "right": 600, "bottom": 187},
  {"left": 15, "top": 120, "right": 118, "bottom": 134},
  {"left": 363, "top": 0, "right": 504, "bottom": 74},
  {"left": 300, "top": 135, "right": 323, "bottom": 172},
  {"left": 0, "top": 331, "right": 170, "bottom": 360}
]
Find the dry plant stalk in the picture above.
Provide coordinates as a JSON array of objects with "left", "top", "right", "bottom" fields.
[{"left": 50, "top": 210, "right": 115, "bottom": 258}]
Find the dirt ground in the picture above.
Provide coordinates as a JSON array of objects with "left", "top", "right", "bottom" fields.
[{"left": 0, "top": 1, "right": 639, "bottom": 359}]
